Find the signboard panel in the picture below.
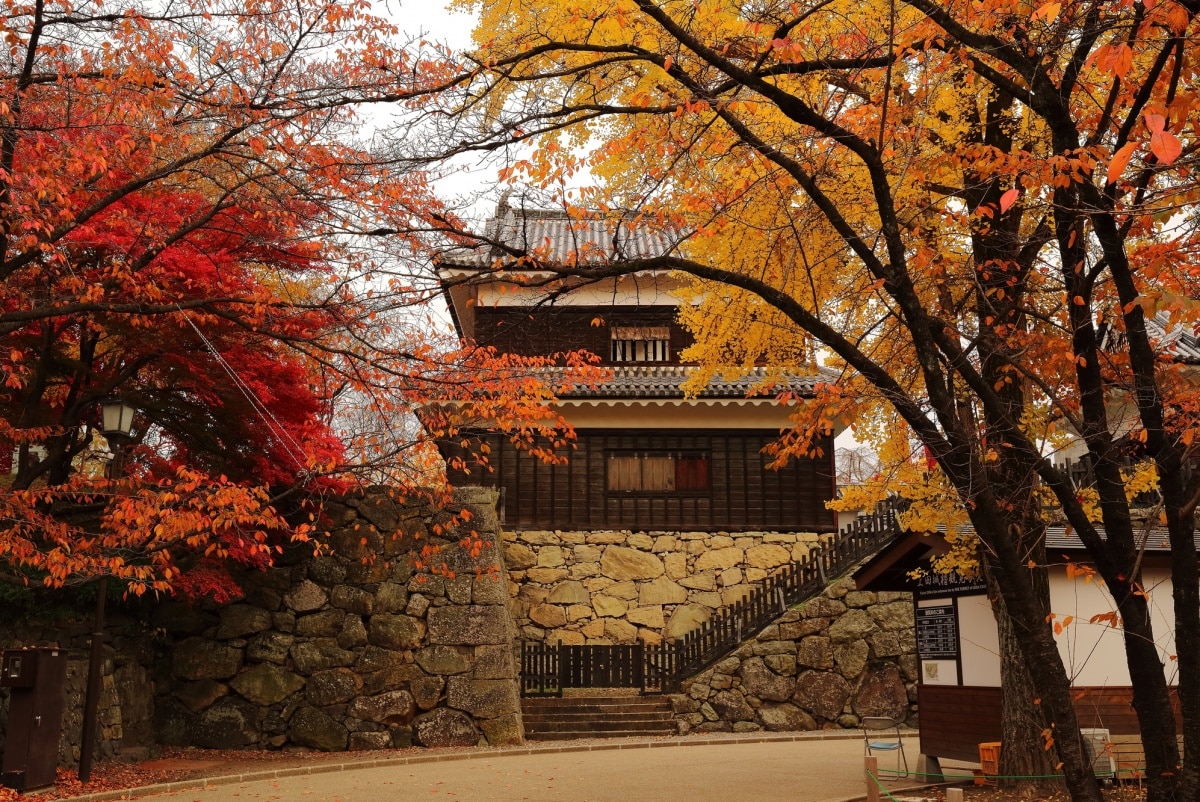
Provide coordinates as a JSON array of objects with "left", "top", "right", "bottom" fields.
[{"left": 916, "top": 604, "right": 959, "bottom": 659}]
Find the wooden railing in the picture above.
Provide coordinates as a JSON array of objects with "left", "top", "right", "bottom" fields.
[
  {"left": 667, "top": 498, "right": 903, "bottom": 686},
  {"left": 518, "top": 498, "right": 903, "bottom": 696}
]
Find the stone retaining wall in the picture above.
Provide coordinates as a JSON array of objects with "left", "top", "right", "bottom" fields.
[
  {"left": 504, "top": 529, "right": 832, "bottom": 645},
  {"left": 153, "top": 488, "right": 523, "bottom": 751},
  {"left": 670, "top": 578, "right": 917, "bottom": 733}
]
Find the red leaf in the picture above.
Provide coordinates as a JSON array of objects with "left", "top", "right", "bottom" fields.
[{"left": 998, "top": 188, "right": 1019, "bottom": 213}]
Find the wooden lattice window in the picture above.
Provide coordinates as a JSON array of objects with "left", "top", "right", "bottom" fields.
[
  {"left": 607, "top": 452, "right": 710, "bottom": 492},
  {"left": 611, "top": 326, "right": 670, "bottom": 362}
]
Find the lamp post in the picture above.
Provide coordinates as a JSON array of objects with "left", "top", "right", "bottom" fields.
[{"left": 78, "top": 400, "right": 136, "bottom": 782}]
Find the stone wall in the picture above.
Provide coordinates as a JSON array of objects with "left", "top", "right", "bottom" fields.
[
  {"left": 153, "top": 488, "right": 523, "bottom": 751},
  {"left": 0, "top": 616, "right": 156, "bottom": 768},
  {"left": 504, "top": 529, "right": 832, "bottom": 645},
  {"left": 670, "top": 578, "right": 917, "bottom": 733}
]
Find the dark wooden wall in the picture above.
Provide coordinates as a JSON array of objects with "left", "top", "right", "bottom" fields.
[
  {"left": 472, "top": 306, "right": 691, "bottom": 364},
  {"left": 918, "top": 685, "right": 1181, "bottom": 763},
  {"left": 442, "top": 429, "right": 837, "bottom": 533}
]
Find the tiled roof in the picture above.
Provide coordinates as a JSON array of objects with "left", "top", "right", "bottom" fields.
[
  {"left": 438, "top": 207, "right": 675, "bottom": 269},
  {"left": 929, "top": 522, "right": 1191, "bottom": 553},
  {"left": 553, "top": 365, "right": 835, "bottom": 400},
  {"left": 1144, "top": 311, "right": 1200, "bottom": 364}
]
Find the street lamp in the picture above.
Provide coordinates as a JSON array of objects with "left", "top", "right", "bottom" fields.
[{"left": 78, "top": 399, "right": 136, "bottom": 782}]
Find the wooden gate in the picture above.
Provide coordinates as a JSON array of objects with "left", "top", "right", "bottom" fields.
[{"left": 520, "top": 642, "right": 677, "bottom": 697}]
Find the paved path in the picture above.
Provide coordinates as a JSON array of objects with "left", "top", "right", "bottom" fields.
[{"left": 122, "top": 734, "right": 927, "bottom": 802}]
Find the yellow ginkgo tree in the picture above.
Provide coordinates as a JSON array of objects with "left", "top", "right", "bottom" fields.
[{"left": 413, "top": 0, "right": 1200, "bottom": 798}]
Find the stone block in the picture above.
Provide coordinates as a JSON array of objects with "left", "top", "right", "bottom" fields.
[
  {"left": 330, "top": 586, "right": 375, "bottom": 616},
  {"left": 479, "top": 712, "right": 524, "bottom": 746},
  {"left": 427, "top": 605, "right": 510, "bottom": 646},
  {"left": 600, "top": 546, "right": 664, "bottom": 580},
  {"left": 526, "top": 568, "right": 569, "bottom": 583},
  {"left": 413, "top": 707, "right": 480, "bottom": 747},
  {"left": 304, "top": 665, "right": 362, "bottom": 706},
  {"left": 217, "top": 605, "right": 274, "bottom": 639},
  {"left": 745, "top": 544, "right": 791, "bottom": 569},
  {"left": 349, "top": 690, "right": 415, "bottom": 725},
  {"left": 350, "top": 731, "right": 393, "bottom": 750},
  {"left": 173, "top": 638, "right": 243, "bottom": 681},
  {"left": 793, "top": 670, "right": 851, "bottom": 721},
  {"left": 504, "top": 543, "right": 537, "bottom": 570},
  {"left": 290, "top": 639, "right": 355, "bottom": 673},
  {"left": 470, "top": 575, "right": 507, "bottom": 606},
  {"left": 719, "top": 567, "right": 743, "bottom": 587},
  {"left": 369, "top": 614, "right": 426, "bottom": 650},
  {"left": 414, "top": 645, "right": 471, "bottom": 675},
  {"left": 797, "top": 636, "right": 833, "bottom": 669},
  {"left": 528, "top": 603, "right": 567, "bottom": 628},
  {"left": 626, "top": 606, "right": 665, "bottom": 629},
  {"left": 871, "top": 600, "right": 915, "bottom": 631},
  {"left": 546, "top": 581, "right": 589, "bottom": 604},
  {"left": 446, "top": 677, "right": 519, "bottom": 718},
  {"left": 296, "top": 609, "right": 346, "bottom": 638},
  {"left": 337, "top": 615, "right": 369, "bottom": 649},
  {"left": 289, "top": 706, "right": 348, "bottom": 751},
  {"left": 639, "top": 576, "right": 687, "bottom": 605},
  {"left": 374, "top": 582, "right": 409, "bottom": 613},
  {"left": 665, "top": 604, "right": 711, "bottom": 639},
  {"left": 284, "top": 580, "right": 328, "bottom": 613},
  {"left": 679, "top": 573, "right": 716, "bottom": 591},
  {"left": 593, "top": 595, "right": 627, "bottom": 617},
  {"left": 840, "top": 638, "right": 868, "bottom": 677},
  {"left": 827, "top": 609, "right": 878, "bottom": 643},
  {"left": 247, "top": 632, "right": 294, "bottom": 665},
  {"left": 627, "top": 533, "right": 654, "bottom": 549},
  {"left": 694, "top": 548, "right": 743, "bottom": 572},
  {"left": 536, "top": 546, "right": 565, "bottom": 568},
  {"left": 757, "top": 703, "right": 816, "bottom": 732},
  {"left": 230, "top": 663, "right": 304, "bottom": 706},
  {"left": 605, "top": 618, "right": 638, "bottom": 643}
]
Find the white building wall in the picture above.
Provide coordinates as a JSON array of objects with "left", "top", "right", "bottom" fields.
[{"left": 1048, "top": 564, "right": 1178, "bottom": 687}]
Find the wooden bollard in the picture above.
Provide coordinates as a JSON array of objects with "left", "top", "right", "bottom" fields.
[
  {"left": 866, "top": 756, "right": 880, "bottom": 802},
  {"left": 946, "top": 788, "right": 964, "bottom": 802}
]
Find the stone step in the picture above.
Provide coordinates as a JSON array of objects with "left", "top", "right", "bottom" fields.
[
  {"left": 523, "top": 712, "right": 675, "bottom": 725},
  {"left": 521, "top": 693, "right": 676, "bottom": 741}
]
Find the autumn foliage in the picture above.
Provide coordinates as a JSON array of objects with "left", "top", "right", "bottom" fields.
[
  {"left": 410, "top": 0, "right": 1200, "bottom": 798},
  {"left": 0, "top": 0, "right": 597, "bottom": 603}
]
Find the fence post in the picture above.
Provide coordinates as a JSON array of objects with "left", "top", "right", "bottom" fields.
[{"left": 865, "top": 756, "right": 880, "bottom": 802}]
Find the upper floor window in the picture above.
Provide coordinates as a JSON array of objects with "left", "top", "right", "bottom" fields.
[
  {"left": 611, "top": 326, "right": 670, "bottom": 362},
  {"left": 607, "top": 451, "right": 710, "bottom": 493}
]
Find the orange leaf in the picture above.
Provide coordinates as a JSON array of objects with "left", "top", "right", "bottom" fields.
[
  {"left": 1032, "top": 1, "right": 1061, "bottom": 21},
  {"left": 1151, "top": 130, "right": 1182, "bottom": 165},
  {"left": 998, "top": 188, "right": 1019, "bottom": 213},
  {"left": 1106, "top": 142, "right": 1137, "bottom": 184}
]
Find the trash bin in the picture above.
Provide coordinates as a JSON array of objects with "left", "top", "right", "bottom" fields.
[{"left": 1, "top": 647, "right": 67, "bottom": 791}]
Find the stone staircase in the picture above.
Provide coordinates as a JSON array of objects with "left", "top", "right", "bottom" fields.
[{"left": 521, "top": 693, "right": 676, "bottom": 741}]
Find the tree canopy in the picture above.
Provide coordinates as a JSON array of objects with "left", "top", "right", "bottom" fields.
[
  {"left": 411, "top": 0, "right": 1200, "bottom": 798},
  {"left": 0, "top": 0, "right": 601, "bottom": 601}
]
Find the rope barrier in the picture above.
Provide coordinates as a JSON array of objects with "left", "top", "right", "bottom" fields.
[{"left": 865, "top": 769, "right": 903, "bottom": 802}]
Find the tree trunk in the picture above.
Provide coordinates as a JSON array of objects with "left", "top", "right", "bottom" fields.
[{"left": 982, "top": 554, "right": 1065, "bottom": 797}]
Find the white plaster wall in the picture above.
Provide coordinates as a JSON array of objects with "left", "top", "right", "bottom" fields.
[
  {"left": 475, "top": 274, "right": 687, "bottom": 307},
  {"left": 954, "top": 595, "right": 1002, "bottom": 687},
  {"left": 1049, "top": 564, "right": 1178, "bottom": 687}
]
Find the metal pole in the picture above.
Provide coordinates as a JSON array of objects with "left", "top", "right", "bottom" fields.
[{"left": 77, "top": 575, "right": 107, "bottom": 782}]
